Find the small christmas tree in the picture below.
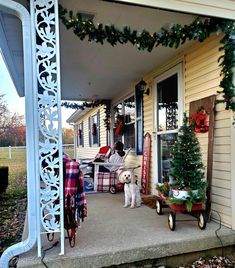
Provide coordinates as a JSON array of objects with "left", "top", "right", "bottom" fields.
[{"left": 169, "top": 113, "right": 205, "bottom": 190}]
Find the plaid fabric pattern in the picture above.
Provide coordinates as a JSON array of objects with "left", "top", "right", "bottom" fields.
[
  {"left": 76, "top": 171, "right": 88, "bottom": 221},
  {"left": 64, "top": 160, "right": 79, "bottom": 196},
  {"left": 63, "top": 157, "right": 87, "bottom": 224},
  {"left": 97, "top": 172, "right": 116, "bottom": 192}
]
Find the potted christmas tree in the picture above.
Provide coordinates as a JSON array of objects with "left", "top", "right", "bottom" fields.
[{"left": 169, "top": 113, "right": 207, "bottom": 210}]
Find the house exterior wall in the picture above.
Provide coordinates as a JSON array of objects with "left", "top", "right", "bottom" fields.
[
  {"left": 142, "top": 34, "right": 232, "bottom": 227},
  {"left": 73, "top": 34, "right": 233, "bottom": 228},
  {"left": 74, "top": 106, "right": 107, "bottom": 160},
  {"left": 184, "top": 34, "right": 232, "bottom": 227}
]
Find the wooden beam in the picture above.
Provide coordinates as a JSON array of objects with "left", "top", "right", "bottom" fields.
[{"left": 189, "top": 95, "right": 216, "bottom": 221}]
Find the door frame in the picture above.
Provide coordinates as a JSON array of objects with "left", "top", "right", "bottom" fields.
[{"left": 152, "top": 63, "right": 184, "bottom": 191}]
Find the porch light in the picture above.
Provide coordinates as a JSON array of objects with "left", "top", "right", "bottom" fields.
[{"left": 135, "top": 79, "right": 150, "bottom": 96}]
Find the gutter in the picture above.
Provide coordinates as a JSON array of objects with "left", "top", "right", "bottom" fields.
[{"left": 0, "top": 1, "right": 37, "bottom": 267}]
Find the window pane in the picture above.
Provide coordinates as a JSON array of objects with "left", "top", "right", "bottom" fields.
[
  {"left": 113, "top": 102, "right": 123, "bottom": 143},
  {"left": 136, "top": 95, "right": 142, "bottom": 118},
  {"left": 157, "top": 74, "right": 178, "bottom": 132},
  {"left": 124, "top": 96, "right": 135, "bottom": 149},
  {"left": 78, "top": 123, "right": 83, "bottom": 147},
  {"left": 124, "top": 123, "right": 135, "bottom": 149},
  {"left": 114, "top": 103, "right": 123, "bottom": 118},
  {"left": 158, "top": 133, "right": 177, "bottom": 182},
  {"left": 92, "top": 115, "right": 98, "bottom": 145},
  {"left": 124, "top": 96, "right": 135, "bottom": 124},
  {"left": 113, "top": 96, "right": 136, "bottom": 149}
]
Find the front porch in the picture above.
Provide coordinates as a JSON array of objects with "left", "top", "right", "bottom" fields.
[{"left": 18, "top": 193, "right": 235, "bottom": 268}]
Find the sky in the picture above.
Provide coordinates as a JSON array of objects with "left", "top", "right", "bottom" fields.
[{"left": 0, "top": 52, "right": 74, "bottom": 128}]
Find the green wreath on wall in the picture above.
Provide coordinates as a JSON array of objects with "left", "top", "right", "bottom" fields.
[{"left": 59, "top": 4, "right": 235, "bottom": 124}]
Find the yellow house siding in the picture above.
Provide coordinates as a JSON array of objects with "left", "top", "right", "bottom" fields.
[
  {"left": 75, "top": 106, "right": 106, "bottom": 160},
  {"left": 143, "top": 92, "right": 154, "bottom": 193},
  {"left": 185, "top": 34, "right": 232, "bottom": 227}
]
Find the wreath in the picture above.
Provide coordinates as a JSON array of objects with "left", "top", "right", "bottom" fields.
[
  {"left": 191, "top": 107, "right": 209, "bottom": 133},
  {"left": 92, "top": 123, "right": 97, "bottom": 136},
  {"left": 115, "top": 115, "right": 125, "bottom": 136}
]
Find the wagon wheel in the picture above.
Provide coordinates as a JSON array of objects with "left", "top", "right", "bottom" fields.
[
  {"left": 198, "top": 211, "right": 206, "bottom": 230},
  {"left": 168, "top": 211, "right": 176, "bottom": 231},
  {"left": 109, "top": 186, "right": 116, "bottom": 194},
  {"left": 156, "top": 200, "right": 163, "bottom": 215}
]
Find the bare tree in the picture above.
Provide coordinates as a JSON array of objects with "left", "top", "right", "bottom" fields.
[
  {"left": 0, "top": 94, "right": 10, "bottom": 136},
  {"left": 0, "top": 94, "right": 24, "bottom": 139}
]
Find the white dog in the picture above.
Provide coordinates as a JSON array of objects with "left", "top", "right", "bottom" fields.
[{"left": 118, "top": 170, "right": 141, "bottom": 208}]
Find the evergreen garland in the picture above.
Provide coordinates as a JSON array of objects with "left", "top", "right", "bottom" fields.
[
  {"left": 62, "top": 100, "right": 111, "bottom": 130},
  {"left": 59, "top": 4, "right": 235, "bottom": 116}
]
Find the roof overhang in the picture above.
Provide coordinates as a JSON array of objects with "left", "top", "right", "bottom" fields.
[
  {"left": 1, "top": 0, "right": 234, "bottom": 101},
  {"left": 66, "top": 108, "right": 93, "bottom": 124}
]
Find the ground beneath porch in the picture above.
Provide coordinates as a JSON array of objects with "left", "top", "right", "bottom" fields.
[{"left": 18, "top": 193, "right": 235, "bottom": 268}]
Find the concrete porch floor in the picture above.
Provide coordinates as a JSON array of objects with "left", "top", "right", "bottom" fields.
[{"left": 18, "top": 193, "right": 235, "bottom": 268}]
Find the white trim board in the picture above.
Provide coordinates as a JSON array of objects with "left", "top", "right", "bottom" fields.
[{"left": 115, "top": 0, "right": 235, "bottom": 20}]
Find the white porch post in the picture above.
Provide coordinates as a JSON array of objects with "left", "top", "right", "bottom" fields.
[
  {"left": 30, "top": 0, "right": 64, "bottom": 256},
  {"left": 0, "top": 1, "right": 37, "bottom": 267}
]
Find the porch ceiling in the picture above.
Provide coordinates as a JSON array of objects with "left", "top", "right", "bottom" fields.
[
  {"left": 60, "top": 0, "right": 196, "bottom": 101},
  {"left": 0, "top": 0, "right": 197, "bottom": 101}
]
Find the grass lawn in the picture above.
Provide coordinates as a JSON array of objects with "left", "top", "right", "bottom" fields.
[
  {"left": 0, "top": 146, "right": 74, "bottom": 256},
  {"left": 0, "top": 147, "right": 27, "bottom": 256}
]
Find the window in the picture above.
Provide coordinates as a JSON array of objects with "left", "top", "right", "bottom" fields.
[
  {"left": 156, "top": 65, "right": 182, "bottom": 182},
  {"left": 89, "top": 111, "right": 100, "bottom": 146},
  {"left": 113, "top": 95, "right": 138, "bottom": 150},
  {"left": 77, "top": 122, "right": 84, "bottom": 147},
  {"left": 157, "top": 74, "right": 178, "bottom": 132},
  {"left": 124, "top": 96, "right": 135, "bottom": 149}
]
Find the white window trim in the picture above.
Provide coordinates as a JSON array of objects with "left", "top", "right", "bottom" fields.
[{"left": 152, "top": 63, "right": 184, "bottom": 192}]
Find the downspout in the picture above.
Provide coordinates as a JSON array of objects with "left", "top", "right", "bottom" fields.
[{"left": 0, "top": 1, "right": 37, "bottom": 267}]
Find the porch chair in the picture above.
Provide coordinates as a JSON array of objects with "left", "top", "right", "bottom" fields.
[
  {"left": 93, "top": 148, "right": 131, "bottom": 193},
  {"left": 79, "top": 146, "right": 112, "bottom": 191}
]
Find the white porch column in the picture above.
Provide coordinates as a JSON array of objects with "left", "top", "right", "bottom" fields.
[
  {"left": 30, "top": 0, "right": 64, "bottom": 256},
  {"left": 0, "top": 1, "right": 37, "bottom": 267}
]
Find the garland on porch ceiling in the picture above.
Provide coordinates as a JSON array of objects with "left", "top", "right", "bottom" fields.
[
  {"left": 59, "top": 4, "right": 235, "bottom": 118},
  {"left": 62, "top": 100, "right": 111, "bottom": 130}
]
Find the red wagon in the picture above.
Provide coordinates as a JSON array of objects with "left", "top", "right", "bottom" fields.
[{"left": 156, "top": 191, "right": 206, "bottom": 231}]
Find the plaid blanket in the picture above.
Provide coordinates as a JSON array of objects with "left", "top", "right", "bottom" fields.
[
  {"left": 97, "top": 172, "right": 116, "bottom": 192},
  {"left": 64, "top": 156, "right": 87, "bottom": 224}
]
